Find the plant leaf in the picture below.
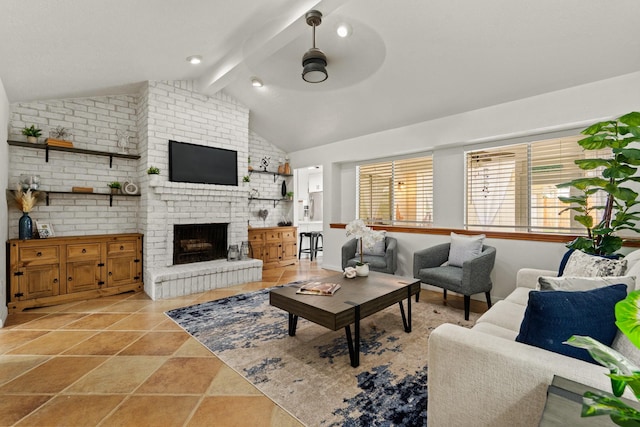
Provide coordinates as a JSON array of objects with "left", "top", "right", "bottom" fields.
[{"left": 619, "top": 112, "right": 640, "bottom": 127}]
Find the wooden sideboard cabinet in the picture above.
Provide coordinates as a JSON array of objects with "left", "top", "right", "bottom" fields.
[
  {"left": 7, "top": 233, "right": 143, "bottom": 312},
  {"left": 248, "top": 226, "right": 297, "bottom": 269}
]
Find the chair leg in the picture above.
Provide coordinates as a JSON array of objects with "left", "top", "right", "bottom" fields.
[
  {"left": 485, "top": 291, "right": 492, "bottom": 309},
  {"left": 443, "top": 289, "right": 447, "bottom": 301},
  {"left": 463, "top": 295, "right": 470, "bottom": 321}
]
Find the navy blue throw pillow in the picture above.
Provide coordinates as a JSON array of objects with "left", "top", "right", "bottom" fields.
[{"left": 515, "top": 284, "right": 627, "bottom": 364}]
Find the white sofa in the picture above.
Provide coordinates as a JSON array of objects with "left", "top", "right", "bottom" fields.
[{"left": 427, "top": 251, "right": 640, "bottom": 427}]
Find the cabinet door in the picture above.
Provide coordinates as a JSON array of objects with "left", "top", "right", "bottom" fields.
[
  {"left": 106, "top": 239, "right": 141, "bottom": 287},
  {"left": 264, "top": 242, "right": 282, "bottom": 264},
  {"left": 282, "top": 240, "right": 297, "bottom": 261},
  {"left": 66, "top": 243, "right": 103, "bottom": 293},
  {"left": 16, "top": 264, "right": 60, "bottom": 300}
]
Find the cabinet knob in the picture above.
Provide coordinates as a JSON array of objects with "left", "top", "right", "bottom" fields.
[
  {"left": 120, "top": 245, "right": 124, "bottom": 250},
  {"left": 36, "top": 252, "right": 42, "bottom": 257},
  {"left": 82, "top": 248, "right": 87, "bottom": 253},
  {"left": 109, "top": 272, "right": 112, "bottom": 276},
  {"left": 53, "top": 278, "right": 58, "bottom": 284},
  {"left": 68, "top": 277, "right": 72, "bottom": 282}
]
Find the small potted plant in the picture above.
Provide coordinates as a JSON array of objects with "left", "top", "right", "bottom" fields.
[
  {"left": 147, "top": 166, "right": 160, "bottom": 186},
  {"left": 22, "top": 125, "right": 42, "bottom": 143},
  {"left": 107, "top": 181, "right": 121, "bottom": 194},
  {"left": 286, "top": 191, "right": 294, "bottom": 201},
  {"left": 243, "top": 175, "right": 251, "bottom": 183}
]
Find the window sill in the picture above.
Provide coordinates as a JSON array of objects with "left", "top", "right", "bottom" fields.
[{"left": 329, "top": 223, "right": 640, "bottom": 248}]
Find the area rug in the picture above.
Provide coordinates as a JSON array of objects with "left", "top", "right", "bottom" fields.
[{"left": 166, "top": 284, "right": 478, "bottom": 426}]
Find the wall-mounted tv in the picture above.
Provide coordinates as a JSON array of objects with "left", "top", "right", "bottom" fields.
[{"left": 169, "top": 140, "right": 238, "bottom": 186}]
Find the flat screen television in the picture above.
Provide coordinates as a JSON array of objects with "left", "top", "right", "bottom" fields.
[{"left": 169, "top": 140, "right": 238, "bottom": 186}]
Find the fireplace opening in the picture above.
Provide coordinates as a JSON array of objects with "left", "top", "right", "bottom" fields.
[{"left": 173, "top": 223, "right": 228, "bottom": 265}]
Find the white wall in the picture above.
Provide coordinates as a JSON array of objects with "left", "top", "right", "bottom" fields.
[
  {"left": 0, "top": 77, "right": 9, "bottom": 326},
  {"left": 290, "top": 71, "right": 640, "bottom": 299}
]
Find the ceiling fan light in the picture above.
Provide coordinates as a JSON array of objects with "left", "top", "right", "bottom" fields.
[
  {"left": 302, "top": 10, "right": 328, "bottom": 84},
  {"left": 302, "top": 62, "right": 328, "bottom": 83}
]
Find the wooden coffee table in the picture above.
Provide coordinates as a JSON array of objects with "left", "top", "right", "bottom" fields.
[{"left": 269, "top": 271, "right": 421, "bottom": 367}]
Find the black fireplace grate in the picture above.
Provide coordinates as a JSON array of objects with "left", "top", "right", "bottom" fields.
[{"left": 173, "top": 223, "right": 228, "bottom": 265}]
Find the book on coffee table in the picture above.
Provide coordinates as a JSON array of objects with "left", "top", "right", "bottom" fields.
[{"left": 296, "top": 281, "right": 341, "bottom": 296}]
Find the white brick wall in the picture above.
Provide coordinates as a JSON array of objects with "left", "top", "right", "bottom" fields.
[
  {"left": 8, "top": 81, "right": 289, "bottom": 299},
  {"left": 8, "top": 95, "right": 139, "bottom": 238}
]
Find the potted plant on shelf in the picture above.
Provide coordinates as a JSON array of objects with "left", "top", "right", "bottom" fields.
[
  {"left": 345, "top": 219, "right": 384, "bottom": 276},
  {"left": 286, "top": 191, "right": 294, "bottom": 200},
  {"left": 557, "top": 111, "right": 640, "bottom": 256},
  {"left": 243, "top": 175, "right": 251, "bottom": 183},
  {"left": 107, "top": 181, "right": 121, "bottom": 194},
  {"left": 22, "top": 125, "right": 42, "bottom": 143},
  {"left": 147, "top": 166, "right": 160, "bottom": 186}
]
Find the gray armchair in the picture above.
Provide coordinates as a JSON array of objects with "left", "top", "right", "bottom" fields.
[
  {"left": 342, "top": 236, "right": 398, "bottom": 274},
  {"left": 413, "top": 243, "right": 496, "bottom": 320}
]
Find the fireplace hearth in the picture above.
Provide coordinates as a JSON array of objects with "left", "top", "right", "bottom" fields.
[{"left": 173, "top": 223, "right": 228, "bottom": 265}]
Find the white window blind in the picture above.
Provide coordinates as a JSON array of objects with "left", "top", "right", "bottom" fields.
[
  {"left": 358, "top": 155, "right": 433, "bottom": 226},
  {"left": 465, "top": 135, "right": 608, "bottom": 233}
]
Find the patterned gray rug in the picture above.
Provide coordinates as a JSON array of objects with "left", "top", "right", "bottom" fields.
[{"left": 166, "top": 284, "right": 478, "bottom": 426}]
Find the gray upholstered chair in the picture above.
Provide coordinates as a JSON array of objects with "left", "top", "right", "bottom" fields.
[
  {"left": 342, "top": 236, "right": 398, "bottom": 274},
  {"left": 413, "top": 243, "right": 496, "bottom": 320}
]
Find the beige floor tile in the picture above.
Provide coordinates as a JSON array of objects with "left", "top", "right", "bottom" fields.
[
  {"left": 0, "top": 395, "right": 52, "bottom": 426},
  {"left": 66, "top": 355, "right": 167, "bottom": 393},
  {"left": 61, "top": 313, "right": 131, "bottom": 330},
  {"left": 15, "top": 394, "right": 125, "bottom": 427},
  {"left": 106, "top": 312, "right": 168, "bottom": 331},
  {"left": 137, "top": 357, "right": 223, "bottom": 394},
  {"left": 118, "top": 331, "right": 189, "bottom": 356},
  {"left": 0, "top": 330, "right": 49, "bottom": 354},
  {"left": 98, "top": 299, "right": 151, "bottom": 313},
  {"left": 0, "top": 355, "right": 50, "bottom": 384},
  {"left": 0, "top": 356, "right": 107, "bottom": 393},
  {"left": 174, "top": 337, "right": 216, "bottom": 357},
  {"left": 270, "top": 405, "right": 304, "bottom": 427},
  {"left": 207, "top": 364, "right": 262, "bottom": 396},
  {"left": 11, "top": 312, "right": 88, "bottom": 330},
  {"left": 153, "top": 317, "right": 184, "bottom": 331},
  {"left": 7, "top": 330, "right": 97, "bottom": 355},
  {"left": 63, "top": 331, "right": 144, "bottom": 355},
  {"left": 100, "top": 395, "right": 200, "bottom": 427},
  {"left": 2, "top": 313, "right": 47, "bottom": 328},
  {"left": 187, "top": 396, "right": 276, "bottom": 427}
]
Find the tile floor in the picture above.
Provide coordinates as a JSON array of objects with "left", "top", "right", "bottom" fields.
[{"left": 0, "top": 259, "right": 487, "bottom": 426}]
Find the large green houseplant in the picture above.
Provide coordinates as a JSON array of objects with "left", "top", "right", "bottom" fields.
[{"left": 557, "top": 112, "right": 640, "bottom": 256}]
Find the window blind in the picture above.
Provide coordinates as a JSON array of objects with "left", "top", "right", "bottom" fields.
[
  {"left": 357, "top": 155, "right": 433, "bottom": 226},
  {"left": 465, "top": 135, "right": 608, "bottom": 233}
]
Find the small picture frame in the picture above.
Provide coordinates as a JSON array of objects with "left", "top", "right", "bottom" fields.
[{"left": 36, "top": 222, "right": 54, "bottom": 238}]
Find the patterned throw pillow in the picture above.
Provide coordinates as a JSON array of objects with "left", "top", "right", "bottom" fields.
[
  {"left": 355, "top": 231, "right": 386, "bottom": 256},
  {"left": 561, "top": 250, "right": 627, "bottom": 277}
]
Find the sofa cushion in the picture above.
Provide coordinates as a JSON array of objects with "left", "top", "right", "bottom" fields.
[
  {"left": 504, "top": 287, "right": 532, "bottom": 306},
  {"left": 472, "top": 321, "right": 519, "bottom": 341},
  {"left": 417, "top": 266, "right": 463, "bottom": 292},
  {"left": 515, "top": 284, "right": 627, "bottom": 364},
  {"left": 611, "top": 331, "right": 640, "bottom": 367},
  {"left": 476, "top": 300, "right": 527, "bottom": 332},
  {"left": 538, "top": 275, "right": 636, "bottom": 292},
  {"left": 562, "top": 250, "right": 627, "bottom": 277},
  {"left": 448, "top": 232, "right": 485, "bottom": 268}
]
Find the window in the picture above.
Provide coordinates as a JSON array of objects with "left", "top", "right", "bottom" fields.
[
  {"left": 358, "top": 156, "right": 433, "bottom": 226},
  {"left": 465, "top": 135, "right": 608, "bottom": 233}
]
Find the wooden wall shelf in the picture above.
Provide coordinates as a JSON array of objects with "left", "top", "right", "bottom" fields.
[{"left": 7, "top": 140, "right": 140, "bottom": 167}]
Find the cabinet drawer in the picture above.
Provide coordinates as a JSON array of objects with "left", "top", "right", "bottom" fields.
[
  {"left": 248, "top": 232, "right": 265, "bottom": 243},
  {"left": 19, "top": 246, "right": 60, "bottom": 265},
  {"left": 107, "top": 241, "right": 137, "bottom": 256},
  {"left": 265, "top": 231, "right": 282, "bottom": 241},
  {"left": 67, "top": 243, "right": 101, "bottom": 260},
  {"left": 281, "top": 229, "right": 296, "bottom": 241}
]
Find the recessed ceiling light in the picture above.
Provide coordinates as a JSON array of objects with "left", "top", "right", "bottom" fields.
[
  {"left": 186, "top": 55, "right": 202, "bottom": 65},
  {"left": 251, "top": 77, "right": 264, "bottom": 87},
  {"left": 336, "top": 23, "right": 352, "bottom": 38}
]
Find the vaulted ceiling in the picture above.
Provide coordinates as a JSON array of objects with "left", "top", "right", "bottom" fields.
[{"left": 1, "top": 0, "right": 639, "bottom": 152}]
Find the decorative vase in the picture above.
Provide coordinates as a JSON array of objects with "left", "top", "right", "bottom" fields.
[
  {"left": 149, "top": 174, "right": 160, "bottom": 187},
  {"left": 227, "top": 244, "right": 239, "bottom": 261},
  {"left": 26, "top": 136, "right": 37, "bottom": 144},
  {"left": 355, "top": 263, "right": 369, "bottom": 277},
  {"left": 19, "top": 212, "right": 33, "bottom": 240},
  {"left": 284, "top": 162, "right": 291, "bottom": 175}
]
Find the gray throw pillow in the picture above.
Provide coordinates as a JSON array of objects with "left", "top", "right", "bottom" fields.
[{"left": 448, "top": 232, "right": 485, "bottom": 268}]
